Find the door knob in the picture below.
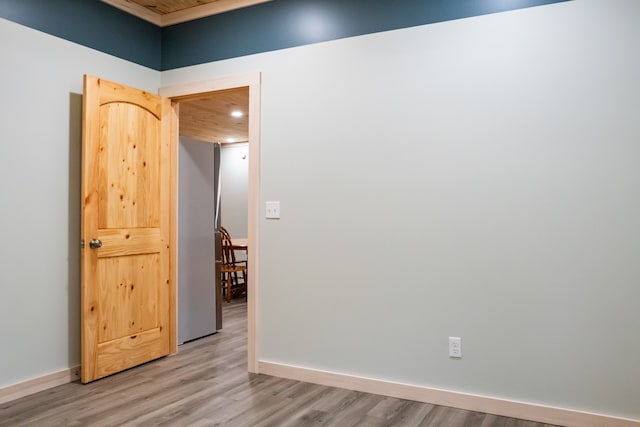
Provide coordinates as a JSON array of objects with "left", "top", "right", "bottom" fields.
[{"left": 89, "top": 239, "right": 103, "bottom": 249}]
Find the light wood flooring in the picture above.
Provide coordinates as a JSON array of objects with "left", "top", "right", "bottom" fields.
[{"left": 0, "top": 300, "right": 561, "bottom": 426}]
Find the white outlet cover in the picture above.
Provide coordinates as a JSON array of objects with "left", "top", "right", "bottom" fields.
[
  {"left": 266, "top": 201, "right": 280, "bottom": 219},
  {"left": 449, "top": 336, "right": 462, "bottom": 358}
]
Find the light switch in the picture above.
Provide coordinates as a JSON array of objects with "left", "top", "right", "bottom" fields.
[{"left": 265, "top": 201, "right": 280, "bottom": 219}]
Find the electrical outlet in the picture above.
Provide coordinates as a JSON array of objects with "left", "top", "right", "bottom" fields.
[{"left": 449, "top": 337, "right": 462, "bottom": 358}]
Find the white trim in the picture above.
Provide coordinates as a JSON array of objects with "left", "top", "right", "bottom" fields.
[
  {"left": 159, "top": 72, "right": 261, "bottom": 373},
  {"left": 159, "top": 73, "right": 261, "bottom": 99},
  {"left": 0, "top": 367, "right": 80, "bottom": 404},
  {"left": 258, "top": 361, "right": 640, "bottom": 427}
]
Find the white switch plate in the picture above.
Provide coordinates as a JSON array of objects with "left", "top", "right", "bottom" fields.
[
  {"left": 449, "top": 337, "right": 462, "bottom": 358},
  {"left": 265, "top": 201, "right": 280, "bottom": 219}
]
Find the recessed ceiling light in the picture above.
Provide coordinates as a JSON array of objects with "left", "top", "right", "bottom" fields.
[
  {"left": 231, "top": 110, "right": 243, "bottom": 118},
  {"left": 226, "top": 138, "right": 236, "bottom": 143}
]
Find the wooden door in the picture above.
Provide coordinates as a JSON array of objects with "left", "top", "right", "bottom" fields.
[{"left": 81, "top": 75, "right": 175, "bottom": 383}]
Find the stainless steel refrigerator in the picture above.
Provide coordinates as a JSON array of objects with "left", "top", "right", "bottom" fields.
[{"left": 178, "top": 139, "right": 222, "bottom": 344}]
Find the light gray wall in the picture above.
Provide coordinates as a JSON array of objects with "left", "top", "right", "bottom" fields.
[
  {"left": 220, "top": 143, "right": 249, "bottom": 239},
  {"left": 0, "top": 17, "right": 160, "bottom": 387},
  {"left": 162, "top": 0, "right": 640, "bottom": 419}
]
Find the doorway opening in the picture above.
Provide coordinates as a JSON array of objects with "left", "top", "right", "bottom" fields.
[{"left": 161, "top": 73, "right": 261, "bottom": 373}]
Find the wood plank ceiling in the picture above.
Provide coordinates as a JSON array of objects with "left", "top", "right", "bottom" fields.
[
  {"left": 102, "top": 0, "right": 271, "bottom": 26},
  {"left": 131, "top": 0, "right": 229, "bottom": 15},
  {"left": 179, "top": 87, "right": 249, "bottom": 144}
]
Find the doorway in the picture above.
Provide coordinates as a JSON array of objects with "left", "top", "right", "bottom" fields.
[{"left": 161, "top": 73, "right": 261, "bottom": 372}]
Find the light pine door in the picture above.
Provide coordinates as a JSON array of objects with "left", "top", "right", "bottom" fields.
[{"left": 81, "top": 75, "right": 175, "bottom": 383}]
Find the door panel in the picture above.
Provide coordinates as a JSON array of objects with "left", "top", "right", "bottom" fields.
[
  {"left": 97, "top": 254, "right": 159, "bottom": 342},
  {"left": 82, "top": 75, "right": 173, "bottom": 383},
  {"left": 98, "top": 102, "right": 160, "bottom": 229}
]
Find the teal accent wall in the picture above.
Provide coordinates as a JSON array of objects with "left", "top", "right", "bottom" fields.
[
  {"left": 0, "top": 0, "right": 569, "bottom": 71},
  {"left": 0, "top": 0, "right": 161, "bottom": 69},
  {"left": 161, "top": 0, "right": 570, "bottom": 70}
]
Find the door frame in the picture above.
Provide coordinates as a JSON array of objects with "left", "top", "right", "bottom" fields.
[{"left": 160, "top": 72, "right": 261, "bottom": 373}]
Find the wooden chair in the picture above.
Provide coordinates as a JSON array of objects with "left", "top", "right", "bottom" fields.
[{"left": 220, "top": 227, "right": 247, "bottom": 302}]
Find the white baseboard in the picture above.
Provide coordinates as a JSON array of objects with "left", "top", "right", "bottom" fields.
[
  {"left": 0, "top": 366, "right": 80, "bottom": 405},
  {"left": 258, "top": 361, "right": 639, "bottom": 427}
]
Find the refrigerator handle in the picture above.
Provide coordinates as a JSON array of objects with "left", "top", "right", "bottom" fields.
[{"left": 213, "top": 143, "right": 221, "bottom": 231}]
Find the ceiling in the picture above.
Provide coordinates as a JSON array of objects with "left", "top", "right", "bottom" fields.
[
  {"left": 102, "top": 0, "right": 272, "bottom": 26},
  {"left": 178, "top": 87, "right": 249, "bottom": 144}
]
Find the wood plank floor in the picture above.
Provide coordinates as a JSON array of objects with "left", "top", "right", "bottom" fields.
[{"left": 0, "top": 300, "right": 561, "bottom": 427}]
